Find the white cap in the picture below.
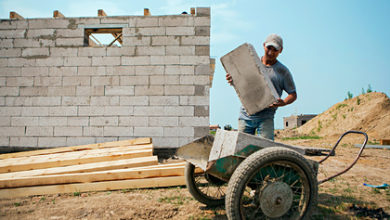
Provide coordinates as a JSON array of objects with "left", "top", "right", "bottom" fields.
[{"left": 264, "top": 33, "right": 283, "bottom": 51}]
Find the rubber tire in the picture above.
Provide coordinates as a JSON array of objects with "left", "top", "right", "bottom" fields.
[
  {"left": 225, "top": 147, "right": 318, "bottom": 220},
  {"left": 185, "top": 162, "right": 226, "bottom": 206}
]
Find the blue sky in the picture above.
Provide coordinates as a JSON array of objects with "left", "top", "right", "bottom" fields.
[{"left": 1, "top": 0, "right": 389, "bottom": 129}]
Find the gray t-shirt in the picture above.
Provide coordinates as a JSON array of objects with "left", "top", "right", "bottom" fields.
[{"left": 239, "top": 59, "right": 296, "bottom": 120}]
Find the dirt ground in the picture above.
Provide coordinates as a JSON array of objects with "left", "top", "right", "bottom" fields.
[{"left": 1, "top": 135, "right": 389, "bottom": 220}]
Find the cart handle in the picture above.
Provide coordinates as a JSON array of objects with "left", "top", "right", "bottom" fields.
[{"left": 318, "top": 130, "right": 368, "bottom": 185}]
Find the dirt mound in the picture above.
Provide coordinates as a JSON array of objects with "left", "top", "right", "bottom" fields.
[{"left": 296, "top": 92, "right": 390, "bottom": 139}]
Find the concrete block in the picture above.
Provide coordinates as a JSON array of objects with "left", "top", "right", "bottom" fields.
[
  {"left": 48, "top": 86, "right": 76, "bottom": 96},
  {"left": 56, "top": 29, "right": 84, "bottom": 38},
  {"left": 54, "top": 126, "right": 83, "bottom": 136},
  {"left": 149, "top": 117, "right": 178, "bottom": 127},
  {"left": 120, "top": 96, "right": 148, "bottom": 106},
  {"left": 0, "top": 67, "right": 21, "bottom": 77},
  {"left": 36, "top": 57, "right": 64, "bottom": 67},
  {"left": 13, "top": 39, "right": 40, "bottom": 48},
  {"left": 107, "top": 47, "right": 136, "bottom": 56},
  {"left": 220, "top": 43, "right": 279, "bottom": 115},
  {"left": 196, "top": 7, "right": 211, "bottom": 16},
  {"left": 179, "top": 137, "right": 194, "bottom": 147},
  {"left": 149, "top": 96, "right": 179, "bottom": 105},
  {"left": 22, "top": 48, "right": 50, "bottom": 57},
  {"left": 121, "top": 56, "right": 150, "bottom": 65},
  {"left": 179, "top": 116, "right": 209, "bottom": 126},
  {"left": 134, "top": 127, "right": 163, "bottom": 137},
  {"left": 111, "top": 66, "right": 136, "bottom": 76},
  {"left": 90, "top": 117, "right": 118, "bottom": 126},
  {"left": 150, "top": 75, "right": 179, "bottom": 85},
  {"left": 0, "top": 117, "right": 10, "bottom": 126},
  {"left": 119, "top": 116, "right": 148, "bottom": 126},
  {"left": 0, "top": 39, "right": 13, "bottom": 48},
  {"left": 22, "top": 107, "right": 49, "bottom": 116},
  {"left": 166, "top": 46, "right": 195, "bottom": 56},
  {"left": 77, "top": 67, "right": 107, "bottom": 76},
  {"left": 63, "top": 76, "right": 91, "bottom": 86},
  {"left": 164, "top": 127, "right": 194, "bottom": 137},
  {"left": 92, "top": 57, "right": 121, "bottom": 66},
  {"left": 135, "top": 65, "right": 164, "bottom": 75},
  {"left": 39, "top": 117, "right": 67, "bottom": 126},
  {"left": 10, "top": 137, "right": 38, "bottom": 147},
  {"left": 20, "top": 87, "right": 48, "bottom": 97},
  {"left": 165, "top": 85, "right": 195, "bottom": 95},
  {"left": 91, "top": 96, "right": 120, "bottom": 106},
  {"left": 150, "top": 56, "right": 180, "bottom": 65},
  {"left": 134, "top": 106, "right": 164, "bottom": 116},
  {"left": 194, "top": 106, "right": 209, "bottom": 116},
  {"left": 34, "top": 76, "right": 62, "bottom": 86},
  {"left": 165, "top": 66, "right": 194, "bottom": 75},
  {"left": 105, "top": 86, "right": 134, "bottom": 96},
  {"left": 49, "top": 107, "right": 78, "bottom": 116},
  {"left": 78, "top": 47, "right": 106, "bottom": 57},
  {"left": 21, "top": 67, "right": 48, "bottom": 77},
  {"left": 0, "top": 137, "right": 9, "bottom": 146},
  {"left": 194, "top": 126, "right": 209, "bottom": 138},
  {"left": 92, "top": 76, "right": 120, "bottom": 86},
  {"left": 104, "top": 106, "right": 133, "bottom": 116},
  {"left": 38, "top": 137, "right": 66, "bottom": 147},
  {"left": 26, "top": 127, "right": 53, "bottom": 136},
  {"left": 194, "top": 17, "right": 210, "bottom": 26},
  {"left": 180, "top": 56, "right": 209, "bottom": 65},
  {"left": 164, "top": 106, "right": 194, "bottom": 116},
  {"left": 104, "top": 126, "right": 133, "bottom": 136},
  {"left": 133, "top": 27, "right": 165, "bottom": 36},
  {"left": 26, "top": 29, "right": 55, "bottom": 38},
  {"left": 0, "top": 77, "right": 4, "bottom": 86},
  {"left": 96, "top": 137, "right": 118, "bottom": 143},
  {"left": 100, "top": 16, "right": 130, "bottom": 24},
  {"left": 50, "top": 48, "right": 78, "bottom": 57},
  {"left": 0, "top": 58, "right": 7, "bottom": 67},
  {"left": 159, "top": 17, "right": 194, "bottom": 27},
  {"left": 64, "top": 57, "right": 91, "bottom": 67},
  {"left": 83, "top": 127, "right": 103, "bottom": 137},
  {"left": 32, "top": 97, "right": 61, "bottom": 106},
  {"left": 195, "top": 64, "right": 211, "bottom": 75},
  {"left": 183, "top": 75, "right": 210, "bottom": 85},
  {"left": 78, "top": 106, "right": 105, "bottom": 116},
  {"left": 62, "top": 96, "right": 91, "bottom": 106},
  {"left": 181, "top": 36, "right": 210, "bottom": 45},
  {"left": 67, "top": 117, "right": 89, "bottom": 126},
  {"left": 119, "top": 76, "right": 149, "bottom": 85},
  {"left": 153, "top": 137, "right": 179, "bottom": 148},
  {"left": 180, "top": 96, "right": 209, "bottom": 105},
  {"left": 0, "top": 20, "right": 16, "bottom": 29},
  {"left": 28, "top": 19, "right": 70, "bottom": 29},
  {"left": 136, "top": 46, "right": 165, "bottom": 56},
  {"left": 49, "top": 67, "right": 77, "bottom": 76},
  {"left": 56, "top": 38, "right": 84, "bottom": 47},
  {"left": 151, "top": 36, "right": 180, "bottom": 46},
  {"left": 67, "top": 137, "right": 96, "bottom": 147},
  {"left": 6, "top": 77, "right": 34, "bottom": 86},
  {"left": 195, "top": 46, "right": 210, "bottom": 56},
  {"left": 39, "top": 39, "right": 55, "bottom": 47},
  {"left": 8, "top": 58, "right": 36, "bottom": 67},
  {"left": 135, "top": 85, "right": 164, "bottom": 96},
  {"left": 136, "top": 17, "right": 159, "bottom": 27},
  {"left": 76, "top": 86, "right": 104, "bottom": 96},
  {"left": 195, "top": 85, "right": 209, "bottom": 96},
  {"left": 0, "top": 127, "right": 25, "bottom": 136},
  {"left": 0, "top": 30, "right": 26, "bottom": 38},
  {"left": 0, "top": 48, "right": 21, "bottom": 57},
  {"left": 122, "top": 36, "right": 151, "bottom": 46},
  {"left": 11, "top": 117, "right": 39, "bottom": 126},
  {"left": 166, "top": 27, "right": 195, "bottom": 35}
]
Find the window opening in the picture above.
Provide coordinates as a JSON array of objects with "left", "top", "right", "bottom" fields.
[{"left": 84, "top": 28, "right": 122, "bottom": 47}]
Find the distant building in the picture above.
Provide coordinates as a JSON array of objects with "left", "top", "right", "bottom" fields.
[
  {"left": 283, "top": 114, "right": 317, "bottom": 129},
  {"left": 209, "top": 124, "right": 221, "bottom": 131}
]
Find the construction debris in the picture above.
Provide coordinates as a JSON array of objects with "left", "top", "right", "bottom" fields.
[{"left": 0, "top": 138, "right": 186, "bottom": 199}]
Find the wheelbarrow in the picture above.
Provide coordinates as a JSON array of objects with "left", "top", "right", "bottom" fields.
[{"left": 176, "top": 129, "right": 368, "bottom": 219}]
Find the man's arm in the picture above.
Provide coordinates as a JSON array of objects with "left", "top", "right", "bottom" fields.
[{"left": 269, "top": 92, "right": 297, "bottom": 108}]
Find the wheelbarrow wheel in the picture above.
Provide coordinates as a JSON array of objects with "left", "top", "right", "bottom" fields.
[
  {"left": 185, "top": 162, "right": 226, "bottom": 206},
  {"left": 225, "top": 147, "right": 318, "bottom": 220}
]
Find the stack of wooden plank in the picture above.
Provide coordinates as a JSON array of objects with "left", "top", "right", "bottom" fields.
[{"left": 0, "top": 138, "right": 186, "bottom": 199}]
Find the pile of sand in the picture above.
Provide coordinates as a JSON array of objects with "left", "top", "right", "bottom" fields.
[{"left": 296, "top": 92, "right": 390, "bottom": 139}]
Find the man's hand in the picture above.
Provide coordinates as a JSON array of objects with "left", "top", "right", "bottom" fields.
[
  {"left": 226, "top": 73, "right": 233, "bottom": 85},
  {"left": 269, "top": 92, "right": 297, "bottom": 108},
  {"left": 269, "top": 99, "right": 286, "bottom": 108}
]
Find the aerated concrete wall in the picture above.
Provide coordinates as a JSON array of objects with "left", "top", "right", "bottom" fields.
[{"left": 0, "top": 8, "right": 212, "bottom": 152}]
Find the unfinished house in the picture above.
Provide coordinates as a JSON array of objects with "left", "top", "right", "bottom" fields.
[
  {"left": 0, "top": 8, "right": 213, "bottom": 155},
  {"left": 283, "top": 114, "right": 317, "bottom": 129}
]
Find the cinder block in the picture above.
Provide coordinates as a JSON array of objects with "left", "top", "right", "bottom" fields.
[
  {"left": 49, "top": 67, "right": 77, "bottom": 76},
  {"left": 38, "top": 137, "right": 66, "bottom": 147},
  {"left": 22, "top": 107, "right": 49, "bottom": 116},
  {"left": 166, "top": 46, "right": 195, "bottom": 56},
  {"left": 136, "top": 17, "right": 159, "bottom": 27},
  {"left": 165, "top": 66, "right": 194, "bottom": 75},
  {"left": 181, "top": 36, "right": 210, "bottom": 46},
  {"left": 54, "top": 127, "right": 83, "bottom": 136},
  {"left": 26, "top": 127, "right": 53, "bottom": 136},
  {"left": 104, "top": 106, "right": 133, "bottom": 116},
  {"left": 56, "top": 29, "right": 84, "bottom": 38},
  {"left": 63, "top": 76, "right": 90, "bottom": 86},
  {"left": 107, "top": 47, "right": 136, "bottom": 56},
  {"left": 49, "top": 107, "right": 78, "bottom": 116},
  {"left": 22, "top": 67, "right": 49, "bottom": 76},
  {"left": 34, "top": 76, "right": 62, "bottom": 86},
  {"left": 10, "top": 137, "right": 38, "bottom": 147},
  {"left": 90, "top": 117, "right": 118, "bottom": 126},
  {"left": 78, "top": 106, "right": 105, "bottom": 116},
  {"left": 166, "top": 27, "right": 195, "bottom": 35},
  {"left": 0, "top": 67, "right": 21, "bottom": 77},
  {"left": 150, "top": 56, "right": 180, "bottom": 65},
  {"left": 134, "top": 127, "right": 163, "bottom": 137},
  {"left": 136, "top": 46, "right": 165, "bottom": 56},
  {"left": 92, "top": 57, "right": 121, "bottom": 66},
  {"left": 78, "top": 47, "right": 106, "bottom": 57},
  {"left": 120, "top": 96, "right": 148, "bottom": 106},
  {"left": 164, "top": 85, "right": 195, "bottom": 95},
  {"left": 36, "top": 57, "right": 64, "bottom": 67},
  {"left": 135, "top": 85, "right": 164, "bottom": 96},
  {"left": 133, "top": 27, "right": 165, "bottom": 36},
  {"left": 0, "top": 30, "right": 26, "bottom": 38},
  {"left": 179, "top": 137, "right": 194, "bottom": 147},
  {"left": 105, "top": 86, "right": 134, "bottom": 96},
  {"left": 121, "top": 56, "right": 150, "bottom": 65},
  {"left": 149, "top": 96, "right": 179, "bottom": 105},
  {"left": 39, "top": 117, "right": 67, "bottom": 126},
  {"left": 96, "top": 137, "right": 118, "bottom": 143},
  {"left": 195, "top": 46, "right": 210, "bottom": 56},
  {"left": 135, "top": 65, "right": 164, "bottom": 75},
  {"left": 119, "top": 116, "right": 148, "bottom": 126},
  {"left": 119, "top": 76, "right": 148, "bottom": 85},
  {"left": 0, "top": 137, "right": 9, "bottom": 146},
  {"left": 11, "top": 117, "right": 39, "bottom": 126},
  {"left": 194, "top": 17, "right": 210, "bottom": 26},
  {"left": 31, "top": 97, "right": 61, "bottom": 106},
  {"left": 195, "top": 64, "right": 211, "bottom": 75},
  {"left": 50, "top": 48, "right": 78, "bottom": 57},
  {"left": 76, "top": 86, "right": 104, "bottom": 96},
  {"left": 91, "top": 96, "right": 120, "bottom": 106},
  {"left": 67, "top": 117, "right": 89, "bottom": 126},
  {"left": 150, "top": 75, "right": 179, "bottom": 85},
  {"left": 62, "top": 96, "right": 91, "bottom": 106},
  {"left": 0, "top": 39, "right": 13, "bottom": 48},
  {"left": 151, "top": 36, "right": 180, "bottom": 46},
  {"left": 0, "top": 127, "right": 25, "bottom": 136},
  {"left": 100, "top": 16, "right": 130, "bottom": 24},
  {"left": 0, "top": 117, "right": 10, "bottom": 126},
  {"left": 83, "top": 127, "right": 103, "bottom": 137},
  {"left": 179, "top": 116, "right": 209, "bottom": 126},
  {"left": 64, "top": 57, "right": 91, "bottom": 67},
  {"left": 153, "top": 137, "right": 179, "bottom": 148},
  {"left": 180, "top": 96, "right": 209, "bottom": 105},
  {"left": 48, "top": 86, "right": 76, "bottom": 96},
  {"left": 20, "top": 87, "right": 48, "bottom": 97},
  {"left": 122, "top": 36, "right": 151, "bottom": 46},
  {"left": 0, "top": 21, "right": 16, "bottom": 29},
  {"left": 56, "top": 38, "right": 84, "bottom": 47},
  {"left": 195, "top": 85, "right": 209, "bottom": 96},
  {"left": 149, "top": 117, "right": 178, "bottom": 126},
  {"left": 26, "top": 29, "right": 55, "bottom": 38},
  {"left": 6, "top": 77, "right": 34, "bottom": 86},
  {"left": 164, "top": 127, "right": 194, "bottom": 137},
  {"left": 104, "top": 126, "right": 133, "bottom": 136},
  {"left": 159, "top": 17, "right": 194, "bottom": 27},
  {"left": 0, "top": 48, "right": 21, "bottom": 57},
  {"left": 0, "top": 78, "right": 4, "bottom": 86},
  {"left": 196, "top": 7, "right": 211, "bottom": 16},
  {"left": 134, "top": 106, "right": 164, "bottom": 116},
  {"left": 28, "top": 19, "right": 70, "bottom": 29},
  {"left": 8, "top": 58, "right": 36, "bottom": 67},
  {"left": 194, "top": 126, "right": 209, "bottom": 138},
  {"left": 194, "top": 106, "right": 209, "bottom": 116},
  {"left": 22, "top": 48, "right": 50, "bottom": 57},
  {"left": 39, "top": 39, "right": 55, "bottom": 47},
  {"left": 77, "top": 67, "right": 106, "bottom": 76},
  {"left": 111, "top": 66, "right": 136, "bottom": 76},
  {"left": 92, "top": 76, "right": 120, "bottom": 86},
  {"left": 180, "top": 56, "right": 209, "bottom": 65},
  {"left": 195, "top": 26, "right": 210, "bottom": 36},
  {"left": 164, "top": 106, "right": 194, "bottom": 116},
  {"left": 220, "top": 43, "right": 279, "bottom": 115},
  {"left": 67, "top": 137, "right": 96, "bottom": 147}
]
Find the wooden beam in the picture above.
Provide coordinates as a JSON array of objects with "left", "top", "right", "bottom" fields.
[
  {"left": 190, "top": 8, "right": 196, "bottom": 15},
  {"left": 0, "top": 148, "right": 153, "bottom": 173},
  {"left": 0, "top": 156, "right": 159, "bottom": 179},
  {"left": 0, "top": 176, "right": 186, "bottom": 199},
  {"left": 53, "top": 10, "right": 64, "bottom": 18},
  {"left": 9, "top": 11, "right": 23, "bottom": 19},
  {"left": 0, "top": 137, "right": 151, "bottom": 159},
  {"left": 98, "top": 9, "right": 107, "bottom": 17},
  {"left": 380, "top": 139, "right": 390, "bottom": 145},
  {"left": 0, "top": 165, "right": 185, "bottom": 188},
  {"left": 144, "top": 8, "right": 151, "bottom": 16}
]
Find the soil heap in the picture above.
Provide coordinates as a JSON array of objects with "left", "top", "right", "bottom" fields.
[{"left": 296, "top": 92, "right": 390, "bottom": 139}]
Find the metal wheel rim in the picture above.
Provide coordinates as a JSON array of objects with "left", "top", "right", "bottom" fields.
[
  {"left": 239, "top": 160, "right": 311, "bottom": 219},
  {"left": 193, "top": 171, "right": 227, "bottom": 201}
]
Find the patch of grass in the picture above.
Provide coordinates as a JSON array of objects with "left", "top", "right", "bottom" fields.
[
  {"left": 331, "top": 113, "right": 337, "bottom": 120},
  {"left": 40, "top": 197, "right": 46, "bottom": 202},
  {"left": 317, "top": 120, "right": 323, "bottom": 132},
  {"left": 336, "top": 103, "right": 348, "bottom": 110},
  {"left": 342, "top": 114, "right": 346, "bottom": 119},
  {"left": 73, "top": 191, "right": 81, "bottom": 197},
  {"left": 281, "top": 135, "right": 321, "bottom": 141},
  {"left": 209, "top": 130, "right": 216, "bottom": 136},
  {"left": 14, "top": 202, "right": 21, "bottom": 207},
  {"left": 158, "top": 195, "right": 190, "bottom": 205}
]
